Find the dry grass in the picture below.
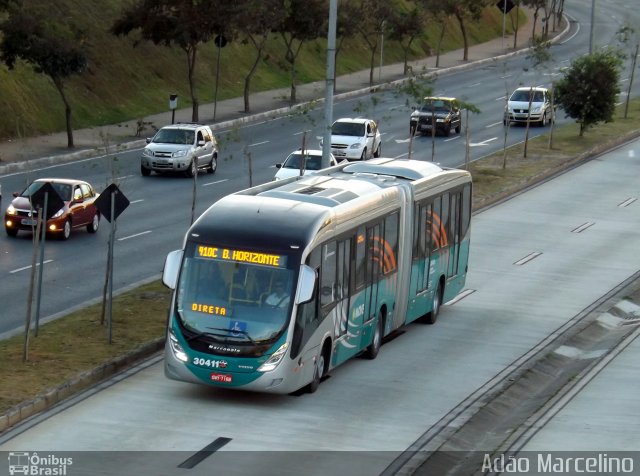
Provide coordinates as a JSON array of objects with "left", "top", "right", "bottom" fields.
[
  {"left": 0, "top": 281, "right": 169, "bottom": 413},
  {"left": 470, "top": 100, "right": 640, "bottom": 208},
  {"left": 1, "top": 100, "right": 639, "bottom": 417}
]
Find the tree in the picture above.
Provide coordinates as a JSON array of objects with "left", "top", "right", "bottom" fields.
[
  {"left": 111, "top": 0, "right": 237, "bottom": 122},
  {"left": 436, "top": 0, "right": 489, "bottom": 61},
  {"left": 387, "top": 6, "right": 428, "bottom": 75},
  {"left": 333, "top": 0, "right": 360, "bottom": 88},
  {"left": 352, "top": 0, "right": 396, "bottom": 86},
  {"left": 0, "top": 6, "right": 87, "bottom": 148},
  {"left": 273, "top": 0, "right": 326, "bottom": 105},
  {"left": 236, "top": 0, "right": 283, "bottom": 113},
  {"left": 615, "top": 23, "right": 639, "bottom": 120},
  {"left": 420, "top": 0, "right": 449, "bottom": 67},
  {"left": 554, "top": 49, "right": 623, "bottom": 136},
  {"left": 524, "top": 37, "right": 554, "bottom": 155}
]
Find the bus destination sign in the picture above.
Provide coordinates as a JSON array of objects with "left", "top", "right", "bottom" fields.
[{"left": 197, "top": 246, "right": 286, "bottom": 268}]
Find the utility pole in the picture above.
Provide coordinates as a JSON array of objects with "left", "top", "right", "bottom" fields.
[
  {"left": 322, "top": 0, "right": 338, "bottom": 168},
  {"left": 589, "top": 0, "right": 596, "bottom": 54},
  {"left": 379, "top": 20, "right": 386, "bottom": 83}
]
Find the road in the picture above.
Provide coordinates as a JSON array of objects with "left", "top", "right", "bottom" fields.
[
  {"left": 1, "top": 0, "right": 638, "bottom": 337},
  {"left": 1, "top": 136, "right": 639, "bottom": 475}
]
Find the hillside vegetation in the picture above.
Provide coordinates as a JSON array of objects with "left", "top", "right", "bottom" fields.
[{"left": 0, "top": 1, "right": 525, "bottom": 140}]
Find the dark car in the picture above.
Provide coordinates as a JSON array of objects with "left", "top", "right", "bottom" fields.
[
  {"left": 4, "top": 178, "right": 100, "bottom": 240},
  {"left": 410, "top": 96, "right": 462, "bottom": 137}
]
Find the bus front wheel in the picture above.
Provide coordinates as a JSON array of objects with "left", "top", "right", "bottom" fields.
[{"left": 308, "top": 344, "right": 329, "bottom": 393}]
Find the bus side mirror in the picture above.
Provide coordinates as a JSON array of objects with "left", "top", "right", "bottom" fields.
[
  {"left": 295, "top": 264, "right": 316, "bottom": 304},
  {"left": 162, "top": 249, "right": 183, "bottom": 289}
]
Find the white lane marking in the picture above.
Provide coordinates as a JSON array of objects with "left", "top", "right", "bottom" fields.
[
  {"left": 118, "top": 230, "right": 152, "bottom": 241},
  {"left": 248, "top": 141, "right": 269, "bottom": 147},
  {"left": 514, "top": 251, "right": 542, "bottom": 266},
  {"left": 445, "top": 289, "right": 476, "bottom": 305},
  {"left": 571, "top": 222, "right": 595, "bottom": 233},
  {"left": 129, "top": 199, "right": 144, "bottom": 204},
  {"left": 469, "top": 137, "right": 498, "bottom": 146},
  {"left": 10, "top": 260, "right": 54, "bottom": 274},
  {"left": 618, "top": 198, "right": 637, "bottom": 208},
  {"left": 444, "top": 136, "right": 460, "bottom": 142},
  {"left": 203, "top": 179, "right": 229, "bottom": 187},
  {"left": 487, "top": 121, "right": 504, "bottom": 128}
]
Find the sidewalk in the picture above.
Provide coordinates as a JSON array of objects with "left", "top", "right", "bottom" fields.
[{"left": 0, "top": 8, "right": 564, "bottom": 176}]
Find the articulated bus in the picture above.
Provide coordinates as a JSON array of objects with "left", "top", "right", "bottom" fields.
[{"left": 162, "top": 158, "right": 472, "bottom": 394}]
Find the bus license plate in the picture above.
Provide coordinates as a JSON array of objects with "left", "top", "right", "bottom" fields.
[{"left": 210, "top": 372, "right": 232, "bottom": 383}]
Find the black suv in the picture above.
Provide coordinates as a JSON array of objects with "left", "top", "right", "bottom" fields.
[{"left": 409, "top": 97, "right": 462, "bottom": 137}]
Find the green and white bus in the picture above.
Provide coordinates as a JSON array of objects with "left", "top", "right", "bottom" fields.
[{"left": 162, "top": 158, "right": 472, "bottom": 394}]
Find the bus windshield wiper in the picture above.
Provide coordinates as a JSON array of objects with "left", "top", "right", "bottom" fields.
[
  {"left": 184, "top": 329, "right": 228, "bottom": 342},
  {"left": 206, "top": 326, "right": 256, "bottom": 345}
]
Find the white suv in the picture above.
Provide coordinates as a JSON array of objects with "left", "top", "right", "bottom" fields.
[
  {"left": 504, "top": 87, "right": 552, "bottom": 126},
  {"left": 141, "top": 123, "right": 218, "bottom": 177},
  {"left": 321, "top": 118, "right": 382, "bottom": 161}
]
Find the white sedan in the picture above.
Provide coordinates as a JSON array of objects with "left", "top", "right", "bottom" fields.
[
  {"left": 274, "top": 149, "right": 338, "bottom": 180},
  {"left": 320, "top": 118, "right": 382, "bottom": 161}
]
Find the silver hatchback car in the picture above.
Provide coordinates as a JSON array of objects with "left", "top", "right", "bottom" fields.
[{"left": 504, "top": 87, "right": 553, "bottom": 126}]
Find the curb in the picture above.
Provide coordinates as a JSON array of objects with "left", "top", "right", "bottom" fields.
[{"left": 473, "top": 128, "right": 640, "bottom": 212}]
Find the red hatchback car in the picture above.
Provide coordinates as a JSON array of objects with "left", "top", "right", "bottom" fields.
[{"left": 4, "top": 178, "right": 100, "bottom": 240}]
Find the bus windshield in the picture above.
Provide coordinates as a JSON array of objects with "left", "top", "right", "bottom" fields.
[{"left": 175, "top": 243, "right": 297, "bottom": 344}]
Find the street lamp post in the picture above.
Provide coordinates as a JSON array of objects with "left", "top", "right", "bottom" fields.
[
  {"left": 322, "top": 0, "right": 338, "bottom": 169},
  {"left": 379, "top": 20, "right": 386, "bottom": 83},
  {"left": 589, "top": 0, "right": 596, "bottom": 54}
]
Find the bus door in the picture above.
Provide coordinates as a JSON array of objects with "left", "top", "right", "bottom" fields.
[
  {"left": 336, "top": 237, "right": 352, "bottom": 336},
  {"left": 447, "top": 192, "right": 461, "bottom": 279},
  {"left": 362, "top": 224, "right": 382, "bottom": 346},
  {"left": 326, "top": 238, "right": 359, "bottom": 363}
]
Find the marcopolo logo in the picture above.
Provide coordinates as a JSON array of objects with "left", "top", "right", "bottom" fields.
[{"left": 8, "top": 452, "right": 73, "bottom": 475}]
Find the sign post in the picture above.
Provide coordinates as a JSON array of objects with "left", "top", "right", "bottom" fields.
[
  {"left": 22, "top": 182, "right": 64, "bottom": 360},
  {"left": 94, "top": 183, "right": 130, "bottom": 344},
  {"left": 169, "top": 94, "right": 178, "bottom": 124},
  {"left": 213, "top": 34, "right": 228, "bottom": 122}
]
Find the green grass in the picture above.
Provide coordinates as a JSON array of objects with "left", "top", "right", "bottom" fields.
[{"left": 0, "top": 1, "right": 526, "bottom": 139}]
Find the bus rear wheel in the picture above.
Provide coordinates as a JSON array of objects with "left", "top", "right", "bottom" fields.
[
  {"left": 364, "top": 312, "right": 383, "bottom": 360},
  {"left": 419, "top": 281, "right": 442, "bottom": 325}
]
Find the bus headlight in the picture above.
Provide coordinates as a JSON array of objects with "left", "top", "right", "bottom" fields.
[
  {"left": 169, "top": 329, "right": 189, "bottom": 363},
  {"left": 257, "top": 343, "right": 289, "bottom": 372}
]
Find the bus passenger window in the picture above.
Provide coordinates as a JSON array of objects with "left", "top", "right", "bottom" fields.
[
  {"left": 355, "top": 227, "right": 366, "bottom": 289},
  {"left": 383, "top": 212, "right": 399, "bottom": 274},
  {"left": 321, "top": 241, "right": 337, "bottom": 308}
]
